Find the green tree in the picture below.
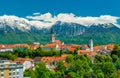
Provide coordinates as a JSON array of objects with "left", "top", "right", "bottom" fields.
[
  {"left": 24, "top": 69, "right": 31, "bottom": 77},
  {"left": 68, "top": 59, "right": 85, "bottom": 77},
  {"left": 114, "top": 70, "right": 120, "bottom": 78},
  {"left": 66, "top": 55, "right": 74, "bottom": 63},
  {"left": 68, "top": 72, "right": 77, "bottom": 78},
  {"left": 116, "top": 60, "right": 120, "bottom": 70},
  {"left": 102, "top": 62, "right": 115, "bottom": 78},
  {"left": 104, "top": 55, "right": 112, "bottom": 62},
  {"left": 112, "top": 54, "right": 118, "bottom": 63},
  {"left": 95, "top": 54, "right": 104, "bottom": 63},
  {"left": 54, "top": 71, "right": 62, "bottom": 78},
  {"left": 56, "top": 61, "right": 65, "bottom": 72},
  {"left": 35, "top": 62, "right": 51, "bottom": 78},
  {"left": 111, "top": 45, "right": 120, "bottom": 57},
  {"left": 29, "top": 70, "right": 36, "bottom": 78}
]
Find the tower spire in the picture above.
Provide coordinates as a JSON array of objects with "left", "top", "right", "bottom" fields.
[
  {"left": 89, "top": 37, "right": 93, "bottom": 52},
  {"left": 50, "top": 28, "right": 55, "bottom": 43}
]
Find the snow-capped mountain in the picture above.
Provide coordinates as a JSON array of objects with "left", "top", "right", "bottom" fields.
[
  {"left": 0, "top": 15, "right": 120, "bottom": 34},
  {"left": 0, "top": 14, "right": 120, "bottom": 44},
  {"left": 0, "top": 13, "right": 120, "bottom": 32}
]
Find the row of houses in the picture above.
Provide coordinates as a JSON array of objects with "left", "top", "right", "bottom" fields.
[
  {"left": 0, "top": 54, "right": 67, "bottom": 78},
  {"left": 0, "top": 42, "right": 41, "bottom": 52},
  {"left": 0, "top": 42, "right": 114, "bottom": 54},
  {"left": 0, "top": 44, "right": 29, "bottom": 52}
]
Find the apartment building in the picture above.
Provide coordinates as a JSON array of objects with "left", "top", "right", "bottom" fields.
[{"left": 0, "top": 60, "right": 23, "bottom": 78}]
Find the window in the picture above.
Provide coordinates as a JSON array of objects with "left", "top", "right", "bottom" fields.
[
  {"left": 9, "top": 69, "right": 12, "bottom": 71},
  {"left": 9, "top": 73, "right": 12, "bottom": 75},
  {"left": 1, "top": 74, "right": 4, "bottom": 76},
  {"left": 0, "top": 65, "right": 4, "bottom": 67},
  {"left": 16, "top": 69, "right": 19, "bottom": 72},
  {"left": 13, "top": 72, "right": 15, "bottom": 75},
  {"left": 1, "top": 69, "right": 4, "bottom": 72},
  {"left": 17, "top": 72, "right": 19, "bottom": 74}
]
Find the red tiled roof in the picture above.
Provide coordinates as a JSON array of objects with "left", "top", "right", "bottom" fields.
[
  {"left": 44, "top": 43, "right": 56, "bottom": 48},
  {"left": 55, "top": 40, "right": 62, "bottom": 44},
  {"left": 93, "top": 44, "right": 114, "bottom": 51},
  {"left": 34, "top": 57, "right": 41, "bottom": 61},
  {"left": 82, "top": 44, "right": 89, "bottom": 49},
  {"left": 63, "top": 44, "right": 81, "bottom": 51},
  {"left": 41, "top": 57, "right": 54, "bottom": 61},
  {"left": 77, "top": 50, "right": 90, "bottom": 53},
  {"left": 14, "top": 57, "right": 33, "bottom": 64},
  {"left": 88, "top": 52, "right": 97, "bottom": 56},
  {"left": 107, "top": 44, "right": 114, "bottom": 50},
  {"left": 38, "top": 55, "right": 66, "bottom": 64},
  {"left": 30, "top": 44, "right": 41, "bottom": 50},
  {"left": 77, "top": 50, "right": 97, "bottom": 56},
  {"left": 61, "top": 54, "right": 68, "bottom": 58},
  {"left": 55, "top": 57, "right": 62, "bottom": 61},
  {"left": 43, "top": 40, "right": 63, "bottom": 48},
  {"left": 0, "top": 44, "right": 29, "bottom": 49},
  {"left": 67, "top": 47, "right": 75, "bottom": 51},
  {"left": 93, "top": 46, "right": 104, "bottom": 50}
]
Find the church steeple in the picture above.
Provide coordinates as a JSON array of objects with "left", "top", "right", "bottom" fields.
[
  {"left": 89, "top": 37, "right": 93, "bottom": 52},
  {"left": 50, "top": 28, "right": 55, "bottom": 43}
]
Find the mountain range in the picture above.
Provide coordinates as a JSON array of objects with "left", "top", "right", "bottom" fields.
[{"left": 0, "top": 15, "right": 120, "bottom": 45}]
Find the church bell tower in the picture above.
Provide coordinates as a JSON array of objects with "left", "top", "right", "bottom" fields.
[
  {"left": 50, "top": 28, "right": 55, "bottom": 43},
  {"left": 89, "top": 37, "right": 93, "bottom": 52}
]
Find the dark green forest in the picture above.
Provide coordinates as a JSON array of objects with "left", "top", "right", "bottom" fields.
[{"left": 0, "top": 32, "right": 120, "bottom": 45}]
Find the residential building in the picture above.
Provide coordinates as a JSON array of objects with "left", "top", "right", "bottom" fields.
[
  {"left": 14, "top": 58, "right": 34, "bottom": 71},
  {"left": 0, "top": 60, "right": 23, "bottom": 78},
  {"left": 0, "top": 45, "right": 13, "bottom": 52},
  {"left": 34, "top": 54, "right": 68, "bottom": 70},
  {"left": 93, "top": 44, "right": 114, "bottom": 55},
  {"left": 81, "top": 44, "right": 90, "bottom": 50},
  {"left": 30, "top": 42, "right": 41, "bottom": 50},
  {"left": 0, "top": 44, "right": 30, "bottom": 52},
  {"left": 63, "top": 44, "right": 81, "bottom": 52},
  {"left": 77, "top": 50, "right": 97, "bottom": 56}
]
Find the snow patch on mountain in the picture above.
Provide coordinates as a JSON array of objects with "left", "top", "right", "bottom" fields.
[{"left": 0, "top": 15, "right": 31, "bottom": 31}]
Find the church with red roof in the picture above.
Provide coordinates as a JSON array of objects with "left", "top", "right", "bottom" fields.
[{"left": 42, "top": 28, "right": 64, "bottom": 50}]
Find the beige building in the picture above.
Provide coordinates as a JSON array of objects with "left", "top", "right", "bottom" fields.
[{"left": 0, "top": 60, "right": 23, "bottom": 78}]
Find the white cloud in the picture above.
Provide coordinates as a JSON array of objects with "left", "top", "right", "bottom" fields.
[
  {"left": 27, "top": 12, "right": 55, "bottom": 22},
  {"left": 26, "top": 13, "right": 120, "bottom": 27},
  {"left": 33, "top": 12, "right": 40, "bottom": 15}
]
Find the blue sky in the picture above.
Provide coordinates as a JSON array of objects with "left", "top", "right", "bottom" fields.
[{"left": 0, "top": 0, "right": 120, "bottom": 17}]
